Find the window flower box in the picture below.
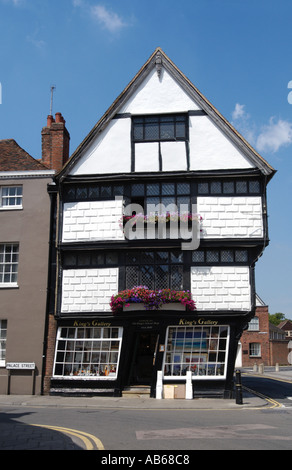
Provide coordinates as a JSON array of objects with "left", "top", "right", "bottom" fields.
[
  {"left": 121, "top": 212, "right": 203, "bottom": 240},
  {"left": 123, "top": 302, "right": 186, "bottom": 312},
  {"left": 110, "top": 286, "right": 196, "bottom": 314},
  {"left": 122, "top": 211, "right": 202, "bottom": 224}
]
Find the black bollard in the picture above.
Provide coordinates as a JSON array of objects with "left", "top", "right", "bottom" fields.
[{"left": 235, "top": 369, "right": 243, "bottom": 405}]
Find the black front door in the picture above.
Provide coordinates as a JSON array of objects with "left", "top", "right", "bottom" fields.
[{"left": 129, "top": 331, "right": 159, "bottom": 385}]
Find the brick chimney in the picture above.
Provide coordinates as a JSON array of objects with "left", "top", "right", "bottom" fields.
[{"left": 41, "top": 112, "right": 70, "bottom": 171}]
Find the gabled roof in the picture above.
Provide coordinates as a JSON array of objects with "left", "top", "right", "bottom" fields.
[
  {"left": 256, "top": 294, "right": 267, "bottom": 307},
  {"left": 58, "top": 47, "right": 276, "bottom": 180},
  {"left": 0, "top": 139, "right": 48, "bottom": 171},
  {"left": 278, "top": 319, "right": 292, "bottom": 330}
]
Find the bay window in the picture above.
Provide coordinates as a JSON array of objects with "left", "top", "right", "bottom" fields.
[
  {"left": 53, "top": 326, "right": 123, "bottom": 379},
  {"left": 125, "top": 250, "right": 184, "bottom": 291},
  {"left": 163, "top": 325, "right": 229, "bottom": 379}
]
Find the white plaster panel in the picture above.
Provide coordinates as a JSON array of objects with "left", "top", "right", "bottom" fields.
[
  {"left": 135, "top": 142, "right": 159, "bottom": 172},
  {"left": 61, "top": 268, "right": 119, "bottom": 313},
  {"left": 160, "top": 141, "right": 187, "bottom": 171},
  {"left": 62, "top": 200, "right": 124, "bottom": 242},
  {"left": 189, "top": 115, "right": 254, "bottom": 170},
  {"left": 120, "top": 68, "right": 200, "bottom": 114},
  {"left": 198, "top": 196, "right": 263, "bottom": 238},
  {"left": 191, "top": 266, "right": 251, "bottom": 311},
  {"left": 69, "top": 118, "right": 131, "bottom": 176}
]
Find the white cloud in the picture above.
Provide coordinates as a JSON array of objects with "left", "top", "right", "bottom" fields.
[
  {"left": 72, "top": 1, "right": 130, "bottom": 34},
  {"left": 231, "top": 103, "right": 256, "bottom": 147},
  {"left": 72, "top": 0, "right": 84, "bottom": 7},
  {"left": 256, "top": 118, "right": 292, "bottom": 153},
  {"left": 27, "top": 35, "right": 46, "bottom": 50},
  {"left": 231, "top": 103, "right": 292, "bottom": 154},
  {"left": 232, "top": 103, "right": 247, "bottom": 121},
  {"left": 1, "top": 0, "right": 25, "bottom": 5},
  {"left": 90, "top": 5, "right": 128, "bottom": 33}
]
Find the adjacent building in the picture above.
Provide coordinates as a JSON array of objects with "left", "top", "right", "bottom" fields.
[
  {"left": 0, "top": 113, "right": 70, "bottom": 395},
  {"left": 278, "top": 320, "right": 292, "bottom": 339},
  {"left": 239, "top": 295, "right": 289, "bottom": 367},
  {"left": 43, "top": 48, "right": 275, "bottom": 398}
]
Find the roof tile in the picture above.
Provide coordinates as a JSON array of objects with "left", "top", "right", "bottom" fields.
[{"left": 0, "top": 139, "right": 47, "bottom": 171}]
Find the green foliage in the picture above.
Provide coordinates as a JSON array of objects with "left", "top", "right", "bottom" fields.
[{"left": 269, "top": 312, "right": 286, "bottom": 326}]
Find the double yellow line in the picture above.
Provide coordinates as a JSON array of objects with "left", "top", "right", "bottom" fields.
[
  {"left": 242, "top": 385, "right": 282, "bottom": 409},
  {"left": 30, "top": 424, "right": 104, "bottom": 450}
]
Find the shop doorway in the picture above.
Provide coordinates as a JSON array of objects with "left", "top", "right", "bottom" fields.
[{"left": 129, "top": 331, "right": 159, "bottom": 385}]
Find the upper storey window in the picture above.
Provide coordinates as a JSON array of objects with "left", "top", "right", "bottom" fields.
[
  {"left": 0, "top": 244, "right": 19, "bottom": 286},
  {"left": 0, "top": 186, "right": 23, "bottom": 209},
  {"left": 133, "top": 114, "right": 188, "bottom": 142}
]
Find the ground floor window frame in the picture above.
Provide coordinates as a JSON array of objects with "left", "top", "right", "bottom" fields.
[
  {"left": 53, "top": 326, "right": 123, "bottom": 379},
  {"left": 249, "top": 342, "right": 261, "bottom": 358},
  {"left": 163, "top": 325, "right": 230, "bottom": 380}
]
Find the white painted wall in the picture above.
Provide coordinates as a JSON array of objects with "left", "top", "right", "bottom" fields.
[
  {"left": 161, "top": 141, "right": 187, "bottom": 171},
  {"left": 191, "top": 266, "right": 251, "bottom": 311},
  {"left": 189, "top": 115, "right": 254, "bottom": 171},
  {"left": 61, "top": 268, "right": 119, "bottom": 313},
  {"left": 135, "top": 142, "right": 160, "bottom": 172},
  {"left": 62, "top": 200, "right": 124, "bottom": 242},
  {"left": 119, "top": 68, "right": 200, "bottom": 114},
  {"left": 134, "top": 141, "right": 188, "bottom": 172},
  {"left": 70, "top": 118, "right": 132, "bottom": 176},
  {"left": 198, "top": 196, "right": 263, "bottom": 238}
]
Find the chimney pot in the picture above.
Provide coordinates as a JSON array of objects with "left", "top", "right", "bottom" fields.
[
  {"left": 47, "top": 115, "right": 55, "bottom": 127},
  {"left": 55, "top": 112, "right": 64, "bottom": 123},
  {"left": 42, "top": 112, "right": 70, "bottom": 171}
]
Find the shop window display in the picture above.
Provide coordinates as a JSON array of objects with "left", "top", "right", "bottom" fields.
[
  {"left": 53, "top": 327, "right": 123, "bottom": 379},
  {"left": 163, "top": 326, "right": 229, "bottom": 379}
]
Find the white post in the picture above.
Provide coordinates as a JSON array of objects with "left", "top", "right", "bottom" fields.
[
  {"left": 185, "top": 371, "right": 193, "bottom": 399},
  {"left": 156, "top": 371, "right": 163, "bottom": 399}
]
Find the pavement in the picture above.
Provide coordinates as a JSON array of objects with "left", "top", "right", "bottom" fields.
[{"left": 0, "top": 367, "right": 291, "bottom": 451}]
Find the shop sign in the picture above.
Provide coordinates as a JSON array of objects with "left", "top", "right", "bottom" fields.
[
  {"left": 6, "top": 362, "right": 35, "bottom": 370},
  {"left": 132, "top": 319, "right": 160, "bottom": 329},
  {"left": 179, "top": 318, "right": 219, "bottom": 326},
  {"left": 72, "top": 320, "right": 112, "bottom": 328}
]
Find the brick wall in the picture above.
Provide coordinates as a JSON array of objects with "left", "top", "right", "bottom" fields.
[
  {"left": 241, "top": 306, "right": 270, "bottom": 366},
  {"left": 41, "top": 113, "right": 70, "bottom": 171},
  {"left": 198, "top": 196, "right": 263, "bottom": 238},
  {"left": 61, "top": 268, "right": 119, "bottom": 313},
  {"left": 241, "top": 306, "right": 290, "bottom": 366},
  {"left": 269, "top": 341, "right": 290, "bottom": 366},
  {"left": 191, "top": 266, "right": 251, "bottom": 310},
  {"left": 62, "top": 200, "right": 124, "bottom": 242}
]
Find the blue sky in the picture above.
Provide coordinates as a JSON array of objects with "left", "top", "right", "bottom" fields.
[{"left": 0, "top": 0, "right": 292, "bottom": 317}]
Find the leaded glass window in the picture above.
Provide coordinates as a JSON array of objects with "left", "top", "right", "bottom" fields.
[
  {"left": 133, "top": 114, "right": 187, "bottom": 142},
  {"left": 125, "top": 250, "right": 184, "bottom": 290}
]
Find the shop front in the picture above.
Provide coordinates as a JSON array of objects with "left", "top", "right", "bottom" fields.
[{"left": 50, "top": 312, "right": 241, "bottom": 399}]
